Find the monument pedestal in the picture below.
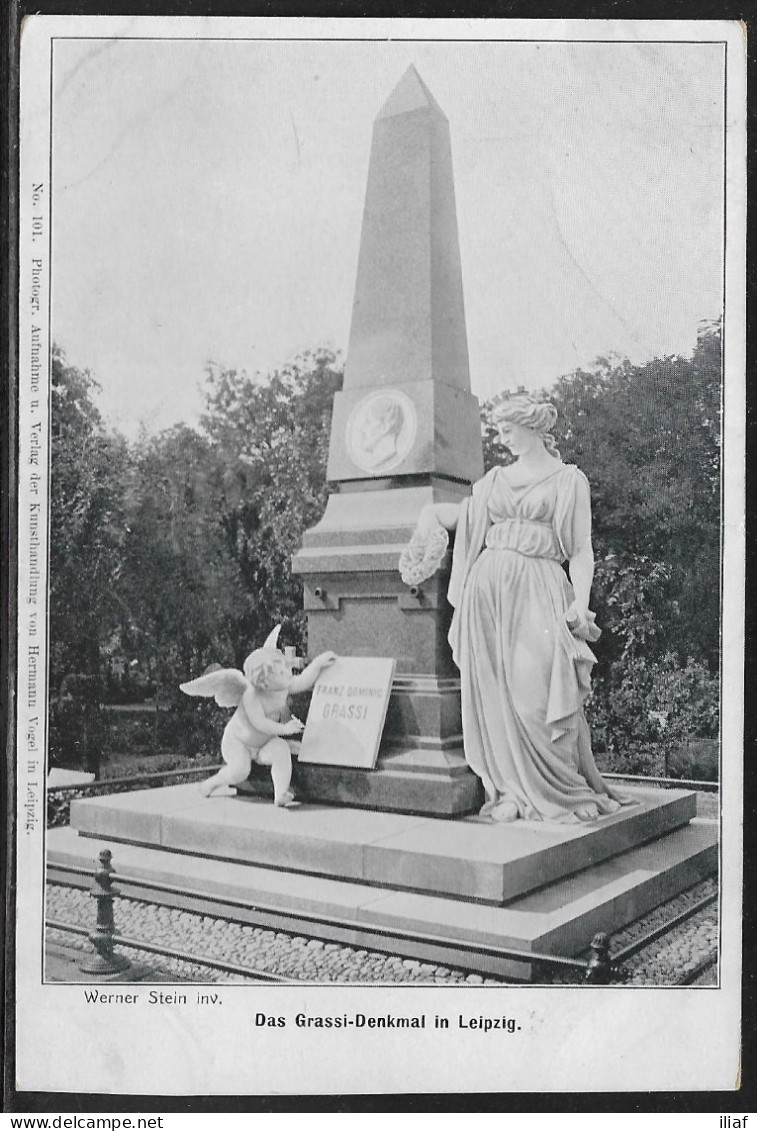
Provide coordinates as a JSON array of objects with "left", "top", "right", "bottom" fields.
[
  {"left": 241, "top": 741, "right": 483, "bottom": 817},
  {"left": 292, "top": 480, "right": 483, "bottom": 815},
  {"left": 294, "top": 481, "right": 466, "bottom": 677}
]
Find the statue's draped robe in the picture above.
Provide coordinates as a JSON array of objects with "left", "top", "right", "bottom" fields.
[{"left": 448, "top": 463, "right": 622, "bottom": 822}]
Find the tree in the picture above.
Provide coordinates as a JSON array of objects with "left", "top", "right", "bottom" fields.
[
  {"left": 49, "top": 345, "right": 129, "bottom": 687},
  {"left": 549, "top": 321, "right": 721, "bottom": 674},
  {"left": 48, "top": 346, "right": 130, "bottom": 771},
  {"left": 109, "top": 351, "right": 343, "bottom": 753},
  {"left": 116, "top": 423, "right": 249, "bottom": 746},
  {"left": 200, "top": 349, "right": 343, "bottom": 658}
]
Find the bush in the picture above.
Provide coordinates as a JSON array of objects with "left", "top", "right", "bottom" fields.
[
  {"left": 587, "top": 653, "right": 719, "bottom": 777},
  {"left": 100, "top": 698, "right": 228, "bottom": 768},
  {"left": 157, "top": 697, "right": 228, "bottom": 759},
  {"left": 667, "top": 738, "right": 719, "bottom": 782},
  {"left": 48, "top": 690, "right": 108, "bottom": 778}
]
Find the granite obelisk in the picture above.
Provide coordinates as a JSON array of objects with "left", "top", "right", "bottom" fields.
[{"left": 292, "top": 66, "right": 484, "bottom": 815}]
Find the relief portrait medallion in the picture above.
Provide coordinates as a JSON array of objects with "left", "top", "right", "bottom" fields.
[{"left": 345, "top": 389, "right": 417, "bottom": 474}]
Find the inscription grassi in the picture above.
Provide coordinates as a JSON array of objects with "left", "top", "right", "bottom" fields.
[{"left": 298, "top": 657, "right": 395, "bottom": 770}]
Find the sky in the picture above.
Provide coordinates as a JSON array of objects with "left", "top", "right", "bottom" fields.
[{"left": 51, "top": 35, "right": 725, "bottom": 437}]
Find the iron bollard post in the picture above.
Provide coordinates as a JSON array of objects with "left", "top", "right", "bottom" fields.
[
  {"left": 585, "top": 932, "right": 614, "bottom": 985},
  {"left": 78, "top": 848, "right": 130, "bottom": 975}
]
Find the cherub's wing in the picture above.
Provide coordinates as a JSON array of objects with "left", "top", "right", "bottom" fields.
[{"left": 179, "top": 669, "right": 248, "bottom": 708}]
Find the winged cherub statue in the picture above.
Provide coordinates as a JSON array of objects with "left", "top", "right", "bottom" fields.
[{"left": 180, "top": 626, "right": 337, "bottom": 806}]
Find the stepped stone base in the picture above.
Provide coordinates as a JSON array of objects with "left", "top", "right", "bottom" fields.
[
  {"left": 53, "top": 784, "right": 717, "bottom": 980},
  {"left": 47, "top": 816, "right": 717, "bottom": 982}
]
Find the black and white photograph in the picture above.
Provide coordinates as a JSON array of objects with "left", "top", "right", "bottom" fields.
[{"left": 14, "top": 16, "right": 745, "bottom": 1097}]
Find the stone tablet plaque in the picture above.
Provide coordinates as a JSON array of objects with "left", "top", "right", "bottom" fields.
[{"left": 298, "top": 657, "right": 395, "bottom": 769}]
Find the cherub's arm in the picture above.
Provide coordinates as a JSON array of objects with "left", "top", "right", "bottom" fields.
[
  {"left": 289, "top": 651, "right": 337, "bottom": 694},
  {"left": 241, "top": 686, "right": 303, "bottom": 736}
]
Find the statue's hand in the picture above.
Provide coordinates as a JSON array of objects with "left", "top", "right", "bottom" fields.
[
  {"left": 317, "top": 651, "right": 338, "bottom": 669},
  {"left": 566, "top": 601, "right": 590, "bottom": 633},
  {"left": 282, "top": 717, "right": 305, "bottom": 736},
  {"left": 416, "top": 505, "right": 443, "bottom": 538},
  {"left": 566, "top": 602, "right": 601, "bottom": 643}
]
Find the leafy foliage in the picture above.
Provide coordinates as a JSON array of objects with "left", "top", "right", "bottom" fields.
[
  {"left": 549, "top": 321, "right": 721, "bottom": 675},
  {"left": 118, "top": 423, "right": 247, "bottom": 689},
  {"left": 48, "top": 346, "right": 343, "bottom": 768},
  {"left": 48, "top": 691, "right": 109, "bottom": 776},
  {"left": 49, "top": 346, "right": 129, "bottom": 686},
  {"left": 200, "top": 350, "right": 343, "bottom": 657},
  {"left": 586, "top": 648, "right": 719, "bottom": 776}
]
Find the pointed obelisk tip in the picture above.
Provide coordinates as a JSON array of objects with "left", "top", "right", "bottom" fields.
[{"left": 376, "top": 64, "right": 447, "bottom": 121}]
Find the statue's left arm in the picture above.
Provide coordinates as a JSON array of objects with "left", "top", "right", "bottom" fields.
[
  {"left": 567, "top": 541, "right": 595, "bottom": 620},
  {"left": 563, "top": 470, "right": 595, "bottom": 630},
  {"left": 416, "top": 503, "right": 460, "bottom": 536}
]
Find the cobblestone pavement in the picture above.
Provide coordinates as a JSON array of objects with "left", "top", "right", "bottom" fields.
[
  {"left": 45, "top": 871, "right": 718, "bottom": 988},
  {"left": 609, "top": 878, "right": 718, "bottom": 985}
]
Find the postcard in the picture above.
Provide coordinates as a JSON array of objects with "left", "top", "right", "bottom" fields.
[{"left": 13, "top": 16, "right": 745, "bottom": 1098}]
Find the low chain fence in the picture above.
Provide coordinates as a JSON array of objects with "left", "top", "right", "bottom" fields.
[
  {"left": 47, "top": 848, "right": 718, "bottom": 987},
  {"left": 47, "top": 766, "right": 211, "bottom": 828}
]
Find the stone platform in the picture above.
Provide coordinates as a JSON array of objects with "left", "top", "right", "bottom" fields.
[
  {"left": 69, "top": 783, "right": 696, "bottom": 904},
  {"left": 46, "top": 784, "right": 718, "bottom": 980}
]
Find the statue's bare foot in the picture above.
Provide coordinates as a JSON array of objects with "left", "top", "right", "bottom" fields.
[
  {"left": 202, "top": 784, "right": 237, "bottom": 798},
  {"left": 575, "top": 803, "right": 600, "bottom": 822},
  {"left": 491, "top": 800, "right": 519, "bottom": 823},
  {"left": 604, "top": 798, "right": 622, "bottom": 813},
  {"left": 479, "top": 799, "right": 498, "bottom": 819},
  {"left": 274, "top": 790, "right": 297, "bottom": 808}
]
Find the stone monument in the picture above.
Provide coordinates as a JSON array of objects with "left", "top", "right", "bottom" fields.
[
  {"left": 292, "top": 65, "right": 484, "bottom": 816},
  {"left": 50, "top": 67, "right": 717, "bottom": 978}
]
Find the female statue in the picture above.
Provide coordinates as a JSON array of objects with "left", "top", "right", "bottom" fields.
[{"left": 403, "top": 392, "right": 628, "bottom": 824}]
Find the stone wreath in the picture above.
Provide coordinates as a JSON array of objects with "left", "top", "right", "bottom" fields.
[{"left": 399, "top": 524, "right": 449, "bottom": 587}]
